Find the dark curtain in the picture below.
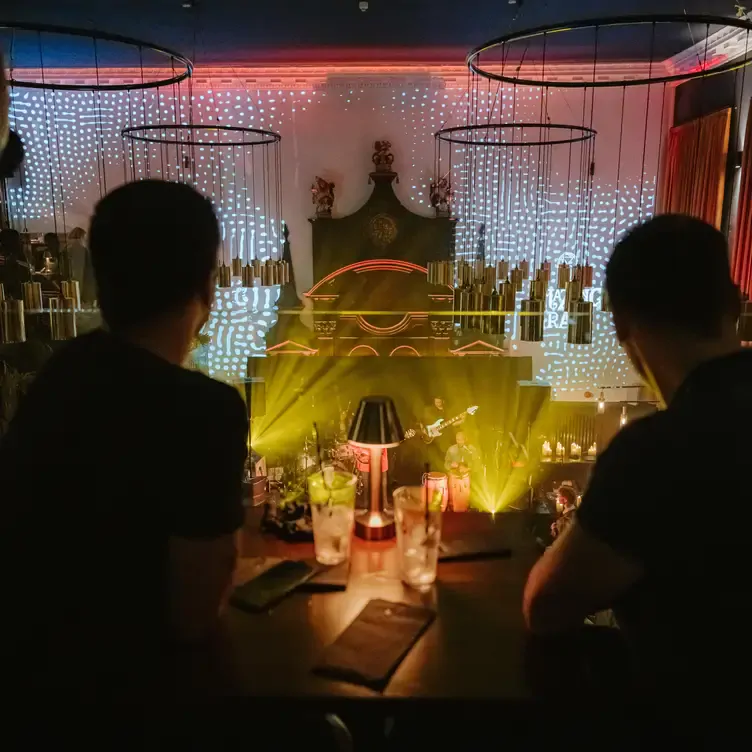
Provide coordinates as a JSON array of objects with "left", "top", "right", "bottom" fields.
[
  {"left": 660, "top": 107, "right": 731, "bottom": 229},
  {"left": 732, "top": 103, "right": 752, "bottom": 297}
]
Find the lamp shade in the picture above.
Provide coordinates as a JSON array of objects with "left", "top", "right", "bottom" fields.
[{"left": 348, "top": 396, "right": 404, "bottom": 448}]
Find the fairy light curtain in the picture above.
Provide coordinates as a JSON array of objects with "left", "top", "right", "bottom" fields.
[
  {"left": 121, "top": 121, "right": 286, "bottom": 382},
  {"left": 0, "top": 22, "right": 191, "bottom": 234},
  {"left": 121, "top": 123, "right": 284, "bottom": 267},
  {"left": 447, "top": 13, "right": 752, "bottom": 392}
]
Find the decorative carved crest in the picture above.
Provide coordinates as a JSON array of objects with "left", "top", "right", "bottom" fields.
[
  {"left": 372, "top": 140, "right": 394, "bottom": 172},
  {"left": 311, "top": 176, "right": 335, "bottom": 217}
]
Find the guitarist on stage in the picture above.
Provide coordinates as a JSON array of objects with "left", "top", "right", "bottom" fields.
[{"left": 420, "top": 396, "right": 454, "bottom": 466}]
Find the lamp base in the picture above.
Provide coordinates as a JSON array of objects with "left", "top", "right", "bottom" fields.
[{"left": 354, "top": 509, "right": 396, "bottom": 541}]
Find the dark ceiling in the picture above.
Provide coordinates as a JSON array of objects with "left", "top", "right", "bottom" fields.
[{"left": 0, "top": 1, "right": 739, "bottom": 65}]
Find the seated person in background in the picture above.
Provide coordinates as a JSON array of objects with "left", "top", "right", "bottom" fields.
[
  {"left": 65, "top": 226, "right": 96, "bottom": 303},
  {"left": 43, "top": 231, "right": 61, "bottom": 274},
  {"left": 0, "top": 180, "right": 248, "bottom": 695},
  {"left": 523, "top": 215, "right": 749, "bottom": 742},
  {"left": 550, "top": 482, "right": 580, "bottom": 540}
]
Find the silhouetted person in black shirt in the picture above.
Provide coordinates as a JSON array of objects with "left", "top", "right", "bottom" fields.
[
  {"left": 0, "top": 52, "right": 24, "bottom": 179},
  {"left": 0, "top": 228, "right": 30, "bottom": 299},
  {"left": 0, "top": 181, "right": 248, "bottom": 697},
  {"left": 524, "top": 215, "right": 748, "bottom": 745}
]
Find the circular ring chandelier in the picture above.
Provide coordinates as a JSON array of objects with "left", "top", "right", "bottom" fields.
[
  {"left": 467, "top": 14, "right": 752, "bottom": 89},
  {"left": 436, "top": 123, "right": 596, "bottom": 147},
  {"left": 123, "top": 122, "right": 286, "bottom": 288},
  {"left": 121, "top": 124, "right": 281, "bottom": 147},
  {"left": 1, "top": 21, "right": 192, "bottom": 91}
]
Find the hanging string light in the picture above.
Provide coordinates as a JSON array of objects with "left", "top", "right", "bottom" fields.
[
  {"left": 121, "top": 123, "right": 286, "bottom": 290},
  {"left": 1, "top": 21, "right": 192, "bottom": 341},
  {"left": 433, "top": 121, "right": 596, "bottom": 342},
  {"left": 464, "top": 13, "right": 752, "bottom": 350}
]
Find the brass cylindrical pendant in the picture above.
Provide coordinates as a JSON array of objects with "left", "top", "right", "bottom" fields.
[
  {"left": 497, "top": 259, "right": 509, "bottom": 280},
  {"left": 0, "top": 283, "right": 5, "bottom": 303},
  {"left": 519, "top": 298, "right": 544, "bottom": 342},
  {"left": 484, "top": 265, "right": 496, "bottom": 293},
  {"left": 50, "top": 298, "right": 64, "bottom": 340},
  {"left": 455, "top": 262, "right": 465, "bottom": 288},
  {"left": 252, "top": 258, "right": 262, "bottom": 278},
  {"left": 557, "top": 264, "right": 570, "bottom": 289},
  {"left": 242, "top": 265, "right": 254, "bottom": 287},
  {"left": 582, "top": 263, "right": 594, "bottom": 288},
  {"left": 22, "top": 281, "right": 43, "bottom": 313},
  {"left": 531, "top": 276, "right": 547, "bottom": 302},
  {"left": 232, "top": 257, "right": 242, "bottom": 278},
  {"left": 453, "top": 287, "right": 463, "bottom": 329},
  {"left": 519, "top": 258, "right": 530, "bottom": 279},
  {"left": 473, "top": 260, "right": 484, "bottom": 284},
  {"left": 479, "top": 293, "right": 492, "bottom": 334},
  {"left": 62, "top": 297, "right": 77, "bottom": 339},
  {"left": 427, "top": 261, "right": 436, "bottom": 285},
  {"left": 444, "top": 261, "right": 454, "bottom": 287},
  {"left": 1, "top": 300, "right": 25, "bottom": 343},
  {"left": 487, "top": 290, "right": 505, "bottom": 336},
  {"left": 601, "top": 287, "right": 612, "bottom": 312},
  {"left": 499, "top": 279, "right": 515, "bottom": 312},
  {"left": 470, "top": 287, "right": 484, "bottom": 331},
  {"left": 217, "top": 265, "right": 232, "bottom": 287},
  {"left": 567, "top": 300, "right": 593, "bottom": 344},
  {"left": 510, "top": 267, "right": 524, "bottom": 292},
  {"left": 435, "top": 260, "right": 444, "bottom": 286},
  {"left": 457, "top": 287, "right": 470, "bottom": 331},
  {"left": 565, "top": 279, "right": 582, "bottom": 311},
  {"left": 538, "top": 262, "right": 551, "bottom": 286},
  {"left": 61, "top": 280, "right": 81, "bottom": 311}
]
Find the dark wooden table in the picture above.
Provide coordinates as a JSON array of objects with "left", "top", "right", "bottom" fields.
[
  {"left": 165, "top": 508, "right": 641, "bottom": 748},
  {"left": 184, "top": 509, "right": 539, "bottom": 702}
]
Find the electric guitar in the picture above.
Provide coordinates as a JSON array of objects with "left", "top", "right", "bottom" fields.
[{"left": 418, "top": 405, "right": 479, "bottom": 445}]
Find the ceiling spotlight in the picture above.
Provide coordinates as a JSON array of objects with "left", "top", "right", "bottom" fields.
[{"left": 359, "top": 1, "right": 369, "bottom": 11}]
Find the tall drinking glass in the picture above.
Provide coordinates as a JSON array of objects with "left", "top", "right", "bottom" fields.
[
  {"left": 307, "top": 467, "right": 357, "bottom": 566},
  {"left": 394, "top": 485, "right": 443, "bottom": 591}
]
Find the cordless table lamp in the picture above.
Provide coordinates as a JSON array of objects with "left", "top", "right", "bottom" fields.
[{"left": 348, "top": 396, "right": 404, "bottom": 541}]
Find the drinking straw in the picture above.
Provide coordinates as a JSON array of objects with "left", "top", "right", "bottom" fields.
[
  {"left": 423, "top": 462, "right": 430, "bottom": 534},
  {"left": 313, "top": 422, "right": 332, "bottom": 506}
]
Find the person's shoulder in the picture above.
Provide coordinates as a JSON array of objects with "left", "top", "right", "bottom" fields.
[
  {"left": 602, "top": 409, "right": 672, "bottom": 457},
  {"left": 30, "top": 330, "right": 104, "bottom": 376},
  {"left": 176, "top": 370, "right": 247, "bottom": 424}
]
